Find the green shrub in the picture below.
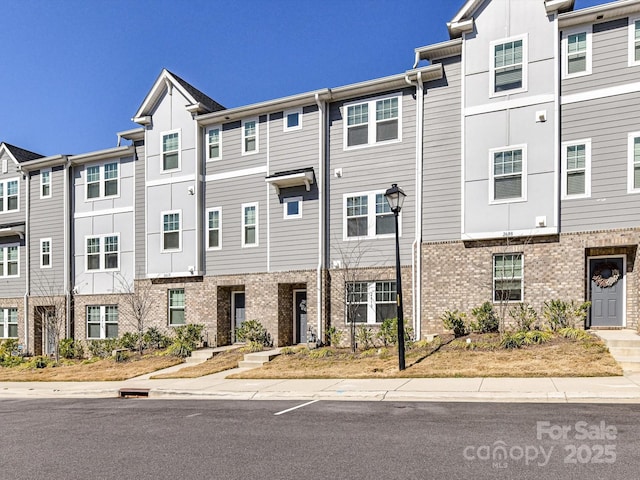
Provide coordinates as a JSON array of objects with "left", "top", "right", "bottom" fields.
[
  {"left": 500, "top": 332, "right": 524, "bottom": 349},
  {"left": 376, "top": 318, "right": 414, "bottom": 347},
  {"left": 235, "top": 320, "right": 271, "bottom": 347},
  {"left": 523, "top": 330, "right": 552, "bottom": 345},
  {"left": 542, "top": 300, "right": 591, "bottom": 331},
  {"left": 326, "top": 326, "right": 344, "bottom": 347},
  {"left": 508, "top": 303, "right": 539, "bottom": 332},
  {"left": 558, "top": 327, "right": 591, "bottom": 341},
  {"left": 25, "top": 356, "right": 52, "bottom": 369},
  {"left": 119, "top": 332, "right": 141, "bottom": 350},
  {"left": 441, "top": 310, "right": 468, "bottom": 337},
  {"left": 58, "top": 338, "right": 84, "bottom": 359},
  {"left": 167, "top": 324, "right": 205, "bottom": 358},
  {"left": 0, "top": 338, "right": 19, "bottom": 356},
  {"left": 355, "top": 325, "right": 374, "bottom": 350},
  {"left": 88, "top": 339, "right": 119, "bottom": 359},
  {"left": 143, "top": 327, "right": 171, "bottom": 350},
  {"left": 308, "top": 347, "right": 333, "bottom": 359},
  {"left": 470, "top": 302, "right": 499, "bottom": 333}
]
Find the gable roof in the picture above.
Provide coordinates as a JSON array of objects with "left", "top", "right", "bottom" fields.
[
  {"left": 0, "top": 142, "right": 44, "bottom": 164},
  {"left": 133, "top": 69, "right": 225, "bottom": 122}
]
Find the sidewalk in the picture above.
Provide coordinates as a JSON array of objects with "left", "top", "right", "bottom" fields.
[{"left": 2, "top": 369, "right": 640, "bottom": 403}]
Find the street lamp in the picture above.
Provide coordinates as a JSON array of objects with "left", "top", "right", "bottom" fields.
[{"left": 384, "top": 183, "right": 406, "bottom": 371}]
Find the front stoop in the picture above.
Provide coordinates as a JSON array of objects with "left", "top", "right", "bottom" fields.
[
  {"left": 594, "top": 330, "right": 640, "bottom": 373},
  {"left": 237, "top": 349, "right": 281, "bottom": 369},
  {"left": 185, "top": 348, "right": 216, "bottom": 364}
]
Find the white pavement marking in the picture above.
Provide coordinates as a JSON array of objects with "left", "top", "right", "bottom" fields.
[
  {"left": 274, "top": 399, "right": 319, "bottom": 416},
  {"left": 185, "top": 413, "right": 202, "bottom": 418}
]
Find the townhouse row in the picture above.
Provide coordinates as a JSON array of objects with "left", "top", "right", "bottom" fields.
[{"left": 1, "top": 0, "right": 640, "bottom": 355}]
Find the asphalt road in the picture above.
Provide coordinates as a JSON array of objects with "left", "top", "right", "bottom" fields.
[{"left": 0, "top": 399, "right": 638, "bottom": 480}]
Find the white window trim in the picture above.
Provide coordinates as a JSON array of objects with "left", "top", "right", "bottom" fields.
[
  {"left": 628, "top": 131, "right": 640, "bottom": 193},
  {"left": 342, "top": 93, "right": 402, "bottom": 151},
  {"left": 161, "top": 210, "right": 182, "bottom": 252},
  {"left": 206, "top": 207, "right": 222, "bottom": 251},
  {"left": 345, "top": 280, "right": 397, "bottom": 325},
  {"left": 40, "top": 238, "right": 52, "bottom": 269},
  {"left": 84, "top": 234, "right": 120, "bottom": 272},
  {"left": 561, "top": 139, "right": 591, "bottom": 199},
  {"left": 206, "top": 126, "right": 222, "bottom": 161},
  {"left": 168, "top": 288, "right": 186, "bottom": 326},
  {"left": 562, "top": 26, "right": 592, "bottom": 79},
  {"left": 40, "top": 168, "right": 52, "bottom": 199},
  {"left": 488, "top": 145, "right": 528, "bottom": 205},
  {"left": 0, "top": 245, "right": 19, "bottom": 278},
  {"left": 492, "top": 253, "right": 524, "bottom": 304},
  {"left": 342, "top": 190, "right": 400, "bottom": 241},
  {"left": 0, "top": 308, "right": 18, "bottom": 339},
  {"left": 241, "top": 119, "right": 259, "bottom": 155},
  {"left": 283, "top": 196, "right": 303, "bottom": 219},
  {"left": 0, "top": 178, "right": 20, "bottom": 214},
  {"left": 161, "top": 129, "right": 182, "bottom": 172},
  {"left": 489, "top": 34, "right": 528, "bottom": 97},
  {"left": 629, "top": 16, "right": 640, "bottom": 67},
  {"left": 283, "top": 108, "right": 303, "bottom": 132},
  {"left": 84, "top": 161, "right": 120, "bottom": 201},
  {"left": 241, "top": 202, "right": 259, "bottom": 247},
  {"left": 86, "top": 305, "right": 118, "bottom": 340}
]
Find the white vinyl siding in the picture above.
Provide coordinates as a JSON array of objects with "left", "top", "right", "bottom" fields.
[
  {"left": 86, "top": 305, "right": 118, "bottom": 339},
  {"left": 162, "top": 211, "right": 181, "bottom": 252},
  {"left": 162, "top": 130, "right": 180, "bottom": 171},
  {"left": 0, "top": 179, "right": 19, "bottom": 213},
  {"left": 493, "top": 254, "right": 523, "bottom": 303},
  {"left": 0, "top": 308, "right": 18, "bottom": 338},
  {"left": 242, "top": 203, "right": 258, "bottom": 247},
  {"left": 0, "top": 245, "right": 19, "bottom": 277},
  {"left": 346, "top": 281, "right": 396, "bottom": 324},
  {"left": 40, "top": 168, "right": 51, "bottom": 199},
  {"left": 207, "top": 207, "right": 222, "bottom": 250},
  {"left": 562, "top": 140, "right": 591, "bottom": 199},
  {"left": 85, "top": 234, "right": 119, "bottom": 272},
  {"left": 628, "top": 133, "right": 640, "bottom": 193},
  {"left": 563, "top": 27, "right": 592, "bottom": 78},
  {"left": 168, "top": 289, "right": 185, "bottom": 326},
  {"left": 344, "top": 94, "right": 401, "bottom": 149},
  {"left": 489, "top": 146, "right": 526, "bottom": 203},
  {"left": 40, "top": 238, "right": 52, "bottom": 268},
  {"left": 491, "top": 35, "right": 527, "bottom": 95},
  {"left": 207, "top": 127, "right": 221, "bottom": 160},
  {"left": 344, "top": 191, "right": 397, "bottom": 240},
  {"left": 85, "top": 162, "right": 119, "bottom": 200},
  {"left": 242, "top": 120, "right": 258, "bottom": 154}
]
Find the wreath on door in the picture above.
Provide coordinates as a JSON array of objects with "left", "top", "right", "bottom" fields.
[{"left": 591, "top": 262, "right": 621, "bottom": 288}]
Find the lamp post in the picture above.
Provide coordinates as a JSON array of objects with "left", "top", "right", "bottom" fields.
[{"left": 384, "top": 183, "right": 406, "bottom": 371}]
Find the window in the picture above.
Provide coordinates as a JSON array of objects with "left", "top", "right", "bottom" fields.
[
  {"left": 207, "top": 207, "right": 221, "bottom": 249},
  {"left": 283, "top": 197, "right": 302, "bottom": 219},
  {"left": 168, "top": 289, "right": 185, "bottom": 326},
  {"left": 563, "top": 27, "right": 591, "bottom": 77},
  {"left": 0, "top": 308, "right": 18, "bottom": 338},
  {"left": 41, "top": 169, "right": 51, "bottom": 198},
  {"left": 0, "top": 245, "right": 19, "bottom": 277},
  {"left": 491, "top": 35, "right": 527, "bottom": 94},
  {"left": 344, "top": 191, "right": 399, "bottom": 240},
  {"left": 493, "top": 254, "right": 523, "bottom": 302},
  {"left": 284, "top": 108, "right": 302, "bottom": 131},
  {"left": 162, "top": 211, "right": 181, "bottom": 251},
  {"left": 162, "top": 131, "right": 180, "bottom": 170},
  {"left": 0, "top": 179, "right": 19, "bottom": 213},
  {"left": 344, "top": 95, "right": 401, "bottom": 148},
  {"left": 346, "top": 281, "right": 396, "bottom": 324},
  {"left": 242, "top": 203, "right": 258, "bottom": 247},
  {"left": 490, "top": 146, "right": 526, "bottom": 203},
  {"left": 628, "top": 133, "right": 640, "bottom": 193},
  {"left": 40, "top": 238, "right": 51, "bottom": 268},
  {"left": 629, "top": 17, "right": 640, "bottom": 66},
  {"left": 86, "top": 305, "right": 118, "bottom": 339},
  {"left": 86, "top": 162, "right": 119, "bottom": 200},
  {"left": 207, "top": 127, "right": 221, "bottom": 160},
  {"left": 562, "top": 140, "right": 591, "bottom": 198},
  {"left": 85, "top": 234, "right": 119, "bottom": 271},
  {"left": 242, "top": 120, "right": 258, "bottom": 154}
]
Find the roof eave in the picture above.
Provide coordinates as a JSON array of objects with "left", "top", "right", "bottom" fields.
[
  {"left": 559, "top": 0, "right": 640, "bottom": 28},
  {"left": 414, "top": 38, "right": 463, "bottom": 64},
  {"left": 68, "top": 145, "right": 134, "bottom": 165},
  {"left": 117, "top": 127, "right": 145, "bottom": 142},
  {"left": 545, "top": 0, "right": 575, "bottom": 15},
  {"left": 133, "top": 69, "right": 199, "bottom": 122},
  {"left": 447, "top": 18, "right": 475, "bottom": 39},
  {"left": 18, "top": 154, "right": 67, "bottom": 170}
]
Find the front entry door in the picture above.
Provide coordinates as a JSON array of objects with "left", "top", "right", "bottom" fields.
[
  {"left": 232, "top": 292, "right": 246, "bottom": 342},
  {"left": 589, "top": 257, "right": 624, "bottom": 327},
  {"left": 294, "top": 290, "right": 307, "bottom": 343}
]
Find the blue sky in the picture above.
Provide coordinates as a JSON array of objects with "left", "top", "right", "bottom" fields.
[{"left": 1, "top": 0, "right": 606, "bottom": 156}]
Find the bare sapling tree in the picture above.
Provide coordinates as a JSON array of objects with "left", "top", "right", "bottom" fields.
[
  {"left": 115, "top": 273, "right": 154, "bottom": 353},
  {"left": 31, "top": 274, "right": 68, "bottom": 362}
]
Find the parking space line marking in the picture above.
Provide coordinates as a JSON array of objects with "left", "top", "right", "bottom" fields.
[
  {"left": 274, "top": 400, "right": 319, "bottom": 416},
  {"left": 185, "top": 413, "right": 202, "bottom": 418}
]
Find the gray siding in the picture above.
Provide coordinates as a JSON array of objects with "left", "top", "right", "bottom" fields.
[
  {"left": 0, "top": 151, "right": 26, "bottom": 225},
  {"left": 561, "top": 91, "right": 640, "bottom": 231},
  {"left": 423, "top": 57, "right": 462, "bottom": 242},
  {"left": 327, "top": 88, "right": 417, "bottom": 268},
  {"left": 562, "top": 18, "right": 638, "bottom": 96},
  {"left": 134, "top": 141, "right": 146, "bottom": 277}
]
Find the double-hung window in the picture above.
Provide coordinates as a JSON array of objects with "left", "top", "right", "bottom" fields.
[
  {"left": 345, "top": 95, "right": 401, "bottom": 148},
  {"left": 162, "top": 131, "right": 180, "bottom": 171},
  {"left": 628, "top": 133, "right": 640, "bottom": 193},
  {"left": 86, "top": 162, "right": 119, "bottom": 200},
  {"left": 0, "top": 179, "right": 19, "bottom": 213},
  {"left": 0, "top": 245, "right": 19, "bottom": 277},
  {"left": 86, "top": 305, "right": 118, "bottom": 339},
  {"left": 562, "top": 140, "right": 591, "bottom": 198},
  {"left": 629, "top": 17, "right": 640, "bottom": 66},
  {"left": 564, "top": 27, "right": 591, "bottom": 77},
  {"left": 493, "top": 254, "right": 523, "bottom": 302},
  {"left": 207, "top": 127, "right": 221, "bottom": 160},
  {"left": 242, "top": 120, "right": 258, "bottom": 154},
  {"left": 284, "top": 108, "right": 302, "bottom": 131},
  {"left": 345, "top": 191, "right": 399, "bottom": 240},
  {"left": 242, "top": 203, "right": 258, "bottom": 247},
  {"left": 168, "top": 289, "right": 185, "bottom": 326},
  {"left": 490, "top": 146, "right": 526, "bottom": 203},
  {"left": 40, "top": 238, "right": 52, "bottom": 268},
  {"left": 0, "top": 308, "right": 18, "bottom": 338},
  {"left": 491, "top": 35, "right": 527, "bottom": 94},
  {"left": 41, "top": 169, "right": 51, "bottom": 198},
  {"left": 207, "top": 207, "right": 221, "bottom": 249},
  {"left": 346, "top": 281, "right": 397, "bottom": 324},
  {"left": 86, "top": 235, "right": 119, "bottom": 271},
  {"left": 162, "top": 211, "right": 181, "bottom": 251}
]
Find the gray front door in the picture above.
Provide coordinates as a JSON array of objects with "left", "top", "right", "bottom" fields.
[
  {"left": 294, "top": 290, "right": 307, "bottom": 343},
  {"left": 232, "top": 292, "right": 246, "bottom": 342},
  {"left": 589, "top": 257, "right": 624, "bottom": 327}
]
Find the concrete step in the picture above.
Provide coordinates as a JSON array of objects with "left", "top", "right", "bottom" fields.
[
  {"left": 618, "top": 361, "right": 640, "bottom": 373},
  {"left": 604, "top": 339, "right": 640, "bottom": 348},
  {"left": 185, "top": 348, "right": 216, "bottom": 364},
  {"left": 608, "top": 347, "right": 640, "bottom": 358},
  {"left": 237, "top": 349, "right": 281, "bottom": 369},
  {"left": 237, "top": 360, "right": 269, "bottom": 368},
  {"left": 594, "top": 330, "right": 640, "bottom": 374}
]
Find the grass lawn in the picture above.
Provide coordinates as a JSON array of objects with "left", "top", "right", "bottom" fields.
[{"left": 228, "top": 333, "right": 622, "bottom": 379}]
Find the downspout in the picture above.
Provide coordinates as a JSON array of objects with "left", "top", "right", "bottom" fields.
[
  {"left": 315, "top": 92, "right": 326, "bottom": 344},
  {"left": 405, "top": 71, "right": 424, "bottom": 340},
  {"left": 23, "top": 167, "right": 29, "bottom": 353},
  {"left": 266, "top": 114, "right": 270, "bottom": 272},
  {"left": 194, "top": 118, "right": 201, "bottom": 275},
  {"left": 64, "top": 158, "right": 71, "bottom": 338}
]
